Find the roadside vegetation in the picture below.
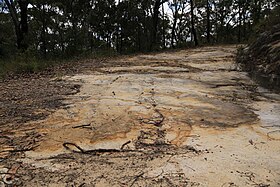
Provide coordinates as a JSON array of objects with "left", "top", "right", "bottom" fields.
[
  {"left": 237, "top": 6, "right": 280, "bottom": 91},
  {"left": 0, "top": 0, "right": 279, "bottom": 78}
]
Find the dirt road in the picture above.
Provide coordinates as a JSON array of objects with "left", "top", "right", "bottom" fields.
[{"left": 1, "top": 46, "right": 280, "bottom": 186}]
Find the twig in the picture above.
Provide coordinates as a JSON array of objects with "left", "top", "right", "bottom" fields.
[
  {"left": 78, "top": 183, "right": 86, "bottom": 187},
  {"left": 143, "top": 169, "right": 164, "bottom": 180},
  {"left": 185, "top": 145, "right": 201, "bottom": 154},
  {"left": 130, "top": 172, "right": 145, "bottom": 187},
  {"left": 166, "top": 155, "right": 175, "bottom": 163},
  {"left": 211, "top": 83, "right": 237, "bottom": 88},
  {"left": 63, "top": 142, "right": 86, "bottom": 153},
  {"left": 63, "top": 142, "right": 142, "bottom": 154},
  {"left": 154, "top": 109, "right": 165, "bottom": 126},
  {"left": 121, "top": 141, "right": 131, "bottom": 150},
  {"left": 72, "top": 124, "right": 91, "bottom": 129},
  {"left": 140, "top": 109, "right": 165, "bottom": 127},
  {"left": 185, "top": 165, "right": 196, "bottom": 172},
  {"left": 2, "top": 164, "right": 21, "bottom": 184},
  {"left": 261, "top": 125, "right": 280, "bottom": 129},
  {"left": 0, "top": 145, "right": 39, "bottom": 153}
]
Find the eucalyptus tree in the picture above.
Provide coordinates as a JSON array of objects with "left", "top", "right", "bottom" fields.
[
  {"left": 0, "top": 2, "right": 15, "bottom": 57},
  {"left": 0, "top": 0, "right": 279, "bottom": 58},
  {"left": 169, "top": 0, "right": 191, "bottom": 47},
  {"left": 3, "top": 0, "right": 29, "bottom": 50},
  {"left": 206, "top": 0, "right": 210, "bottom": 43},
  {"left": 151, "top": 0, "right": 168, "bottom": 49},
  {"left": 190, "top": 0, "right": 198, "bottom": 46}
]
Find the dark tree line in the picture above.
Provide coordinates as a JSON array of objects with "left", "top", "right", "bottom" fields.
[{"left": 0, "top": 0, "right": 279, "bottom": 58}]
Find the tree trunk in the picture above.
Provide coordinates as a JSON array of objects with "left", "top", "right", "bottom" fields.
[
  {"left": 214, "top": 1, "right": 218, "bottom": 43},
  {"left": 243, "top": 9, "right": 246, "bottom": 41},
  {"left": 190, "top": 0, "right": 198, "bottom": 46},
  {"left": 89, "top": 31, "right": 93, "bottom": 53},
  {"left": 137, "top": 18, "right": 141, "bottom": 51},
  {"left": 171, "top": 0, "right": 178, "bottom": 48},
  {"left": 18, "top": 0, "right": 28, "bottom": 50},
  {"left": 70, "top": 0, "right": 78, "bottom": 51},
  {"left": 206, "top": 0, "right": 211, "bottom": 43},
  {"left": 59, "top": 29, "right": 64, "bottom": 53},
  {"left": 252, "top": 0, "right": 262, "bottom": 25},
  {"left": 238, "top": 0, "right": 241, "bottom": 43},
  {"left": 41, "top": 3, "right": 47, "bottom": 58},
  {"left": 151, "top": 0, "right": 161, "bottom": 50},
  {"left": 151, "top": 0, "right": 167, "bottom": 50},
  {"left": 120, "top": 29, "right": 123, "bottom": 54},
  {"left": 4, "top": 0, "right": 29, "bottom": 51},
  {"left": 162, "top": 3, "right": 166, "bottom": 49}
]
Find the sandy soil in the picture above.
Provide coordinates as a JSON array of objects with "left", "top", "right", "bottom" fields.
[{"left": 0, "top": 46, "right": 280, "bottom": 186}]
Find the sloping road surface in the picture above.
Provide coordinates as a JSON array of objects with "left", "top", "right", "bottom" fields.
[{"left": 1, "top": 46, "right": 280, "bottom": 186}]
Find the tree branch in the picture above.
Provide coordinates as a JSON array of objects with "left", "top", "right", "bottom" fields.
[{"left": 4, "top": 0, "right": 19, "bottom": 28}]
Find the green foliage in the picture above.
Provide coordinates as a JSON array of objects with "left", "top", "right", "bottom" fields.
[
  {"left": 0, "top": 0, "right": 279, "bottom": 76},
  {"left": 0, "top": 47, "right": 120, "bottom": 79},
  {"left": 0, "top": 13, "right": 16, "bottom": 57},
  {"left": 0, "top": 50, "right": 47, "bottom": 78},
  {"left": 254, "top": 6, "right": 280, "bottom": 34}
]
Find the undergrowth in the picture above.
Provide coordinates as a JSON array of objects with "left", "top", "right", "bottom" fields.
[{"left": 0, "top": 49, "right": 118, "bottom": 79}]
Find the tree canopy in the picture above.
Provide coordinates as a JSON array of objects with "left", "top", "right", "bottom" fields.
[{"left": 0, "top": 0, "right": 279, "bottom": 58}]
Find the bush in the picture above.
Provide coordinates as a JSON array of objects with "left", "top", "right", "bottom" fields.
[
  {"left": 0, "top": 50, "right": 48, "bottom": 79},
  {"left": 250, "top": 6, "right": 280, "bottom": 42}
]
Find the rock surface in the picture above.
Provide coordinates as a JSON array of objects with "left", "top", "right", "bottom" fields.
[{"left": 0, "top": 46, "right": 280, "bottom": 186}]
